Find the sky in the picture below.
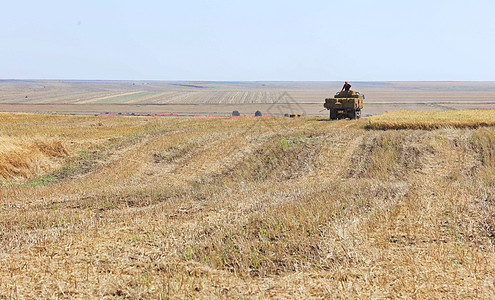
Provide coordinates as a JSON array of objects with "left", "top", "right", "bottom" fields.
[{"left": 1, "top": 0, "right": 494, "bottom": 81}]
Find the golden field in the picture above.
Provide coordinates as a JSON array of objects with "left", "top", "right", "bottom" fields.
[
  {"left": 0, "top": 112, "right": 495, "bottom": 298},
  {"left": 368, "top": 110, "right": 495, "bottom": 130}
]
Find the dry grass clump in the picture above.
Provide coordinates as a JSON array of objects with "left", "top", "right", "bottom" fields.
[
  {"left": 0, "top": 137, "right": 68, "bottom": 182},
  {"left": 367, "top": 110, "right": 495, "bottom": 130},
  {"left": 0, "top": 113, "right": 495, "bottom": 298},
  {"left": 0, "top": 113, "right": 185, "bottom": 184}
]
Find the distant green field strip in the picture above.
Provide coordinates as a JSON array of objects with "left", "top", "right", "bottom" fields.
[
  {"left": 127, "top": 92, "right": 172, "bottom": 104},
  {"left": 91, "top": 91, "right": 162, "bottom": 104},
  {"left": 30, "top": 92, "right": 108, "bottom": 104}
]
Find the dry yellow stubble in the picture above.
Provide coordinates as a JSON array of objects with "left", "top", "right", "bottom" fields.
[
  {"left": 0, "top": 112, "right": 494, "bottom": 298},
  {"left": 367, "top": 110, "right": 495, "bottom": 130}
]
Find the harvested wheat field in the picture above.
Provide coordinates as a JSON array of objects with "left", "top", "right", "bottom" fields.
[
  {"left": 368, "top": 110, "right": 495, "bottom": 130},
  {"left": 1, "top": 112, "right": 495, "bottom": 298}
]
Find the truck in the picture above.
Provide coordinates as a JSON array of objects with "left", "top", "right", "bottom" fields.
[{"left": 324, "top": 89, "right": 364, "bottom": 120}]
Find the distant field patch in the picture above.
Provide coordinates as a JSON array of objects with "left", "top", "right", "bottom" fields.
[
  {"left": 367, "top": 110, "right": 495, "bottom": 130},
  {"left": 89, "top": 91, "right": 162, "bottom": 104}
]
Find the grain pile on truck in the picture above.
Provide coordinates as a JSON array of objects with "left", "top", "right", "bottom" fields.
[{"left": 324, "top": 89, "right": 364, "bottom": 120}]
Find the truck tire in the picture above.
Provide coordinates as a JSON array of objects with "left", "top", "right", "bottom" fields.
[
  {"left": 348, "top": 110, "right": 355, "bottom": 120},
  {"left": 330, "top": 110, "right": 337, "bottom": 120},
  {"left": 351, "top": 109, "right": 361, "bottom": 120}
]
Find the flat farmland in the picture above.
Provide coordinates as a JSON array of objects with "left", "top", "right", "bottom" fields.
[{"left": 1, "top": 80, "right": 495, "bottom": 116}]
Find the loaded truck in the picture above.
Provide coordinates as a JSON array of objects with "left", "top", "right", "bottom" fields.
[{"left": 324, "top": 89, "right": 364, "bottom": 120}]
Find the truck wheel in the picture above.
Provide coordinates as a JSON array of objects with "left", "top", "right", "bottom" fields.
[
  {"left": 350, "top": 110, "right": 357, "bottom": 120},
  {"left": 330, "top": 110, "right": 337, "bottom": 120}
]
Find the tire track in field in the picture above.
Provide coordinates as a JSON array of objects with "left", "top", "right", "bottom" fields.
[
  {"left": 124, "top": 130, "right": 236, "bottom": 187},
  {"left": 133, "top": 127, "right": 284, "bottom": 188},
  {"left": 316, "top": 131, "right": 366, "bottom": 180}
]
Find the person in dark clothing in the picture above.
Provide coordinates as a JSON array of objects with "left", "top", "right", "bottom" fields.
[{"left": 342, "top": 81, "right": 351, "bottom": 92}]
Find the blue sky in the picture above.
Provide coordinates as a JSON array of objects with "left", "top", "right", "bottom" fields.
[{"left": 1, "top": 0, "right": 494, "bottom": 81}]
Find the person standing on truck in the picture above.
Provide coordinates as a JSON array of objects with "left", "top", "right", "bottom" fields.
[{"left": 342, "top": 81, "right": 351, "bottom": 92}]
